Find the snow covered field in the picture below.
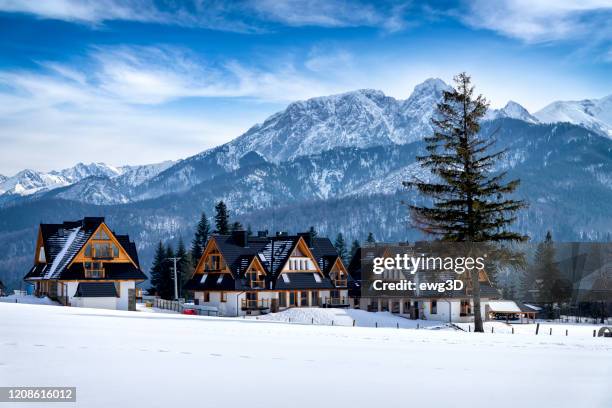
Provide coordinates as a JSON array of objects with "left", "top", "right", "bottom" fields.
[
  {"left": 248, "top": 307, "right": 448, "bottom": 329},
  {"left": 1, "top": 303, "right": 611, "bottom": 408}
]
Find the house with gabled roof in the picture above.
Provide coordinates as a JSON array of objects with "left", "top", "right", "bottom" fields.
[
  {"left": 184, "top": 230, "right": 352, "bottom": 316},
  {"left": 348, "top": 244, "right": 502, "bottom": 323},
  {"left": 24, "top": 217, "right": 147, "bottom": 310}
]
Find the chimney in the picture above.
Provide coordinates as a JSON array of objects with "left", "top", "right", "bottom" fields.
[
  {"left": 232, "top": 230, "right": 248, "bottom": 247},
  {"left": 276, "top": 231, "right": 288, "bottom": 237},
  {"left": 257, "top": 230, "right": 268, "bottom": 238}
]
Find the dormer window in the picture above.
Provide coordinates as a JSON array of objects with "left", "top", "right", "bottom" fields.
[
  {"left": 38, "top": 247, "right": 46, "bottom": 263},
  {"left": 246, "top": 268, "right": 265, "bottom": 288}
]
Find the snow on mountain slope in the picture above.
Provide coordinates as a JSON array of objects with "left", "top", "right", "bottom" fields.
[
  {"left": 0, "top": 161, "right": 175, "bottom": 201},
  {"left": 485, "top": 101, "right": 539, "bottom": 124},
  {"left": 0, "top": 169, "right": 71, "bottom": 196},
  {"left": 116, "top": 160, "right": 176, "bottom": 187},
  {"left": 535, "top": 95, "right": 612, "bottom": 138},
  {"left": 228, "top": 78, "right": 450, "bottom": 163}
]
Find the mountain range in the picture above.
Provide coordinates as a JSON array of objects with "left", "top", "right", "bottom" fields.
[{"left": 0, "top": 78, "right": 611, "bottom": 291}]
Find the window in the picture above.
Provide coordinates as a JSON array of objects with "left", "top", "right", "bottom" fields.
[
  {"left": 209, "top": 255, "right": 221, "bottom": 270},
  {"left": 311, "top": 291, "right": 319, "bottom": 306},
  {"left": 93, "top": 229, "right": 110, "bottom": 240},
  {"left": 431, "top": 300, "right": 437, "bottom": 314},
  {"left": 279, "top": 292, "right": 287, "bottom": 307},
  {"left": 380, "top": 299, "right": 389, "bottom": 312},
  {"left": 289, "top": 291, "right": 297, "bottom": 306},
  {"left": 83, "top": 262, "right": 104, "bottom": 278},
  {"left": 300, "top": 291, "right": 309, "bottom": 307},
  {"left": 220, "top": 292, "right": 227, "bottom": 303},
  {"left": 203, "top": 292, "right": 210, "bottom": 302},
  {"left": 460, "top": 300, "right": 471, "bottom": 316}
]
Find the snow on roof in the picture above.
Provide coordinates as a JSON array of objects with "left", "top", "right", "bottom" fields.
[
  {"left": 487, "top": 300, "right": 521, "bottom": 313},
  {"left": 522, "top": 303, "right": 542, "bottom": 311}
]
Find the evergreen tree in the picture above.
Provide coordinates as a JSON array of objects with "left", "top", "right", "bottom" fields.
[
  {"left": 176, "top": 237, "right": 190, "bottom": 299},
  {"left": 190, "top": 212, "right": 210, "bottom": 267},
  {"left": 162, "top": 244, "right": 176, "bottom": 300},
  {"left": 366, "top": 232, "right": 375, "bottom": 244},
  {"left": 230, "top": 221, "right": 244, "bottom": 232},
  {"left": 149, "top": 241, "right": 166, "bottom": 296},
  {"left": 334, "top": 233, "right": 348, "bottom": 263},
  {"left": 214, "top": 201, "right": 230, "bottom": 234},
  {"left": 350, "top": 240, "right": 361, "bottom": 261},
  {"left": 530, "top": 231, "right": 570, "bottom": 317},
  {"left": 403, "top": 72, "right": 527, "bottom": 333}
]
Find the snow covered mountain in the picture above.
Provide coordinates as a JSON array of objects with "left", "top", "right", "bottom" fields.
[
  {"left": 228, "top": 78, "right": 451, "bottom": 163},
  {"left": 0, "top": 161, "right": 174, "bottom": 203},
  {"left": 485, "top": 101, "right": 539, "bottom": 124},
  {"left": 535, "top": 95, "right": 612, "bottom": 138}
]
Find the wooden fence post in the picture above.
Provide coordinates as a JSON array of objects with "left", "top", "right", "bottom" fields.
[
  {"left": 565, "top": 329, "right": 568, "bottom": 336},
  {"left": 512, "top": 327, "right": 514, "bottom": 334},
  {"left": 536, "top": 323, "right": 540, "bottom": 335},
  {"left": 549, "top": 328, "right": 552, "bottom": 336},
  {"left": 353, "top": 320, "right": 356, "bottom": 327}
]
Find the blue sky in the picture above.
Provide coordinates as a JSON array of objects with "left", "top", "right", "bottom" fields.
[{"left": 0, "top": 0, "right": 610, "bottom": 175}]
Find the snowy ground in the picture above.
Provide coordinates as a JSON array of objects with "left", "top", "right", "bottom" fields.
[
  {"left": 0, "top": 294, "right": 58, "bottom": 305},
  {"left": 1, "top": 303, "right": 611, "bottom": 408},
  {"left": 455, "top": 320, "right": 609, "bottom": 338},
  {"left": 248, "top": 307, "right": 448, "bottom": 329}
]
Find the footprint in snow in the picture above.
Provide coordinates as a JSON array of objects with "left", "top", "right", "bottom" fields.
[{"left": 210, "top": 353, "right": 222, "bottom": 357}]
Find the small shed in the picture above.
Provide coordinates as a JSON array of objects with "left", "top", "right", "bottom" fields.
[{"left": 486, "top": 300, "right": 538, "bottom": 323}]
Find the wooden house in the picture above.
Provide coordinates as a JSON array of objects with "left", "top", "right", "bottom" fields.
[
  {"left": 184, "top": 231, "right": 351, "bottom": 316},
  {"left": 24, "top": 217, "right": 146, "bottom": 310}
]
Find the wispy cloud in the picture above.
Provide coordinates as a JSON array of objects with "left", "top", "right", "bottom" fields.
[
  {"left": 0, "top": 0, "right": 413, "bottom": 32},
  {"left": 248, "top": 0, "right": 411, "bottom": 32},
  {"left": 0, "top": 44, "right": 355, "bottom": 174},
  {"left": 459, "top": 0, "right": 612, "bottom": 44}
]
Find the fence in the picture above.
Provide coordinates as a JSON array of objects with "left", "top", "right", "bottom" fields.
[{"left": 152, "top": 298, "right": 218, "bottom": 316}]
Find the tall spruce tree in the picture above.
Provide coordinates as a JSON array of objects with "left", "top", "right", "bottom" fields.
[
  {"left": 334, "top": 233, "right": 348, "bottom": 263},
  {"left": 191, "top": 212, "right": 210, "bottom": 266},
  {"left": 149, "top": 241, "right": 166, "bottom": 296},
  {"left": 162, "top": 244, "right": 176, "bottom": 300},
  {"left": 176, "top": 237, "right": 190, "bottom": 299},
  {"left": 403, "top": 72, "right": 527, "bottom": 333},
  {"left": 214, "top": 201, "right": 230, "bottom": 234},
  {"left": 531, "top": 231, "right": 569, "bottom": 318}
]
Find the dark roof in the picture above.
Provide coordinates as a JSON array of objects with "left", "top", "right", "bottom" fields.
[
  {"left": 74, "top": 282, "right": 118, "bottom": 297},
  {"left": 188, "top": 231, "right": 351, "bottom": 291},
  {"left": 24, "top": 217, "right": 146, "bottom": 282},
  {"left": 275, "top": 272, "right": 334, "bottom": 290}
]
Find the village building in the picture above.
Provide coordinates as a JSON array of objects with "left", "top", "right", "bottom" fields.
[
  {"left": 348, "top": 245, "right": 503, "bottom": 323},
  {"left": 184, "top": 231, "right": 351, "bottom": 316},
  {"left": 24, "top": 217, "right": 146, "bottom": 310}
]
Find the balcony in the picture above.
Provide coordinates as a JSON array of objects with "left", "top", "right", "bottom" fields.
[
  {"left": 333, "top": 279, "right": 348, "bottom": 287},
  {"left": 241, "top": 299, "right": 270, "bottom": 310},
  {"left": 249, "top": 279, "right": 265, "bottom": 289},
  {"left": 322, "top": 297, "right": 350, "bottom": 308}
]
